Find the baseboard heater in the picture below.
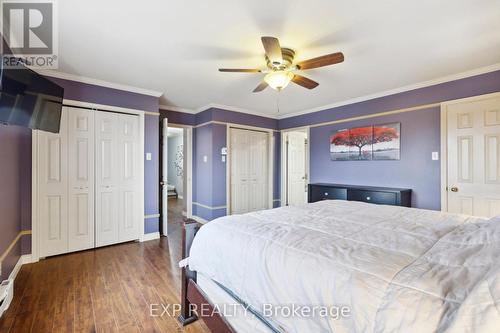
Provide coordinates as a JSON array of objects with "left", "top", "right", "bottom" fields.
[{"left": 0, "top": 279, "right": 13, "bottom": 317}]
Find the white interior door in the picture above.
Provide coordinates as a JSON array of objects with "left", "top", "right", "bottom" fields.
[
  {"left": 68, "top": 107, "right": 95, "bottom": 252},
  {"left": 38, "top": 107, "right": 69, "bottom": 257},
  {"left": 446, "top": 95, "right": 500, "bottom": 217},
  {"left": 162, "top": 118, "right": 169, "bottom": 236},
  {"left": 95, "top": 111, "right": 141, "bottom": 246},
  {"left": 286, "top": 131, "right": 308, "bottom": 206},
  {"left": 116, "top": 113, "right": 141, "bottom": 242},
  {"left": 249, "top": 130, "right": 269, "bottom": 211},
  {"left": 230, "top": 128, "right": 268, "bottom": 214},
  {"left": 95, "top": 111, "right": 120, "bottom": 246}
]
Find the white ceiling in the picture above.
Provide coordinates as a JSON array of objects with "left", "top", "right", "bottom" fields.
[{"left": 55, "top": 0, "right": 500, "bottom": 117}]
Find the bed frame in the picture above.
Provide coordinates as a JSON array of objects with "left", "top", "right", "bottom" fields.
[{"left": 178, "top": 219, "right": 236, "bottom": 333}]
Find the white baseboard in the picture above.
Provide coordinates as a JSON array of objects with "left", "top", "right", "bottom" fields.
[
  {"left": 140, "top": 232, "right": 160, "bottom": 242},
  {"left": 1, "top": 253, "right": 33, "bottom": 317},
  {"left": 192, "top": 215, "right": 209, "bottom": 224}
]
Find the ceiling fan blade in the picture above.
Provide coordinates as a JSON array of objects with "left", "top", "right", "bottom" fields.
[
  {"left": 296, "top": 52, "right": 344, "bottom": 70},
  {"left": 253, "top": 81, "right": 268, "bottom": 93},
  {"left": 292, "top": 74, "right": 319, "bottom": 89},
  {"left": 219, "top": 68, "right": 262, "bottom": 73},
  {"left": 261, "top": 36, "right": 283, "bottom": 65}
]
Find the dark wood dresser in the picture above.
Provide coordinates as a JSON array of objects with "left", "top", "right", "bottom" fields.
[{"left": 308, "top": 183, "right": 412, "bottom": 207}]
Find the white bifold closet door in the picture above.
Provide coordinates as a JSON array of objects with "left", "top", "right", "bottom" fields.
[
  {"left": 38, "top": 108, "right": 70, "bottom": 257},
  {"left": 38, "top": 107, "right": 95, "bottom": 257},
  {"left": 230, "top": 128, "right": 269, "bottom": 214},
  {"left": 95, "top": 111, "right": 141, "bottom": 247},
  {"left": 68, "top": 108, "right": 95, "bottom": 252},
  {"left": 38, "top": 107, "right": 141, "bottom": 257}
]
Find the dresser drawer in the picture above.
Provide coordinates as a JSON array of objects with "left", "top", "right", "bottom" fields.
[
  {"left": 309, "top": 186, "right": 347, "bottom": 202},
  {"left": 347, "top": 190, "right": 397, "bottom": 205}
]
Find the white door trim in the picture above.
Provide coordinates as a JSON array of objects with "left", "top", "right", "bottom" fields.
[
  {"left": 280, "top": 127, "right": 310, "bottom": 207},
  {"left": 226, "top": 124, "right": 274, "bottom": 214},
  {"left": 440, "top": 91, "right": 500, "bottom": 213},
  {"left": 32, "top": 101, "right": 146, "bottom": 261}
]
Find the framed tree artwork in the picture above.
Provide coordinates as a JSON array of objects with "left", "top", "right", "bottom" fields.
[{"left": 330, "top": 122, "right": 400, "bottom": 161}]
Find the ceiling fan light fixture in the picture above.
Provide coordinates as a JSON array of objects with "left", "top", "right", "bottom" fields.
[{"left": 264, "top": 71, "right": 294, "bottom": 91}]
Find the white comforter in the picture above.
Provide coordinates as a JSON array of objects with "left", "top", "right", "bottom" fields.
[{"left": 187, "top": 200, "right": 500, "bottom": 333}]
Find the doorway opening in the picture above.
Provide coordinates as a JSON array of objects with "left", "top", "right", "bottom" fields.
[
  {"left": 281, "top": 128, "right": 309, "bottom": 206},
  {"left": 160, "top": 120, "right": 192, "bottom": 236}
]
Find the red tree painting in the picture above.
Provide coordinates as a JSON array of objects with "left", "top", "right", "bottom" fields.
[{"left": 330, "top": 123, "right": 401, "bottom": 161}]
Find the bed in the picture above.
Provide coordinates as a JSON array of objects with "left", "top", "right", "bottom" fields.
[{"left": 179, "top": 200, "right": 500, "bottom": 333}]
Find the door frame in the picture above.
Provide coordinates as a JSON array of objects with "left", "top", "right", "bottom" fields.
[
  {"left": 440, "top": 91, "right": 500, "bottom": 213},
  {"left": 160, "top": 121, "right": 193, "bottom": 236},
  {"left": 32, "top": 99, "right": 146, "bottom": 262},
  {"left": 280, "top": 127, "right": 310, "bottom": 207},
  {"left": 226, "top": 124, "right": 274, "bottom": 215}
]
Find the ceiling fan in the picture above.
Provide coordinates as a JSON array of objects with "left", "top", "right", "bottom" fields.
[{"left": 219, "top": 36, "right": 344, "bottom": 92}]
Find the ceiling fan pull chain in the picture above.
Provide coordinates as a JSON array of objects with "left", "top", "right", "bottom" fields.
[{"left": 276, "top": 91, "right": 281, "bottom": 114}]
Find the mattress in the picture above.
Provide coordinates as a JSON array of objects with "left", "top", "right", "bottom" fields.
[{"left": 186, "top": 200, "right": 500, "bottom": 333}]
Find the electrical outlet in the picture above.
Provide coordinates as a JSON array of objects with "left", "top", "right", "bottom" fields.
[
  {"left": 146, "top": 153, "right": 152, "bottom": 161},
  {"left": 432, "top": 152, "right": 439, "bottom": 161}
]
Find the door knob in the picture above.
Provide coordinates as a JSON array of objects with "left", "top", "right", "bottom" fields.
[{"left": 450, "top": 186, "right": 459, "bottom": 192}]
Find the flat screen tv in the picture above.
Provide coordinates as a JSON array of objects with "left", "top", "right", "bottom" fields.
[{"left": 0, "top": 58, "right": 64, "bottom": 133}]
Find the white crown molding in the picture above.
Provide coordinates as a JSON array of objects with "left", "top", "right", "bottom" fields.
[
  {"left": 197, "top": 103, "right": 279, "bottom": 119},
  {"left": 159, "top": 63, "right": 500, "bottom": 120},
  {"left": 33, "top": 69, "right": 164, "bottom": 98},
  {"left": 160, "top": 103, "right": 279, "bottom": 119},
  {"left": 159, "top": 104, "right": 197, "bottom": 114},
  {"left": 276, "top": 63, "right": 500, "bottom": 119}
]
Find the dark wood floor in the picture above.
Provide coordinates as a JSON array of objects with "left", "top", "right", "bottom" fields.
[{"left": 0, "top": 198, "right": 210, "bottom": 333}]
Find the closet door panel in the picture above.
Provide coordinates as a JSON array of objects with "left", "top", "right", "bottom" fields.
[
  {"left": 95, "top": 111, "right": 120, "bottom": 246},
  {"left": 249, "top": 131, "right": 269, "bottom": 211},
  {"left": 116, "top": 114, "right": 141, "bottom": 242},
  {"left": 38, "top": 107, "right": 69, "bottom": 257},
  {"left": 230, "top": 129, "right": 250, "bottom": 214},
  {"left": 230, "top": 129, "right": 269, "bottom": 214},
  {"left": 68, "top": 108, "right": 95, "bottom": 252}
]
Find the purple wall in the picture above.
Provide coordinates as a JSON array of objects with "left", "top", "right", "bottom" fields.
[
  {"left": 160, "top": 107, "right": 280, "bottom": 221},
  {"left": 0, "top": 125, "right": 31, "bottom": 279},
  {"left": 310, "top": 108, "right": 441, "bottom": 209},
  {"left": 280, "top": 70, "right": 500, "bottom": 129},
  {"left": 144, "top": 115, "right": 160, "bottom": 233},
  {"left": 47, "top": 77, "right": 159, "bottom": 113},
  {"left": 293, "top": 70, "right": 500, "bottom": 211}
]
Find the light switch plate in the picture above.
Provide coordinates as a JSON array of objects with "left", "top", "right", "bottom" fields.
[
  {"left": 146, "top": 153, "right": 152, "bottom": 161},
  {"left": 432, "top": 152, "right": 439, "bottom": 161}
]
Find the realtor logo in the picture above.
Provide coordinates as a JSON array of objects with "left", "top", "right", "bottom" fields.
[{"left": 1, "top": 0, "right": 58, "bottom": 68}]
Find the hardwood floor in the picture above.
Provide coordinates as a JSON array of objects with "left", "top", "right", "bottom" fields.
[{"left": 0, "top": 198, "right": 210, "bottom": 333}]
